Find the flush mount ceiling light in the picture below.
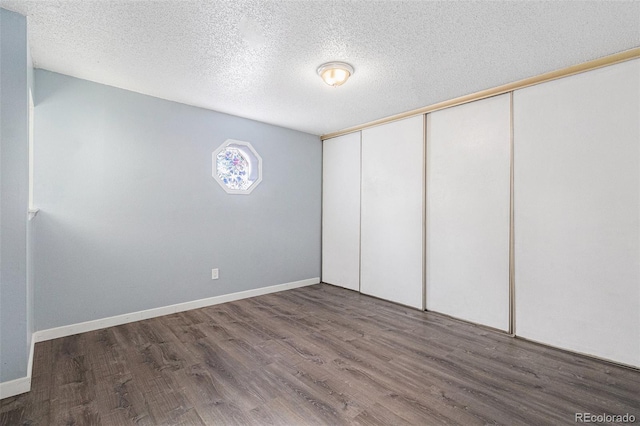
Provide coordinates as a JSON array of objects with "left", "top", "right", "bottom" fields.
[{"left": 317, "top": 61, "right": 354, "bottom": 87}]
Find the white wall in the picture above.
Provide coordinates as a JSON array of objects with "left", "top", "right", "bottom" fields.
[
  {"left": 514, "top": 59, "right": 639, "bottom": 367},
  {"left": 322, "top": 132, "right": 360, "bottom": 291}
]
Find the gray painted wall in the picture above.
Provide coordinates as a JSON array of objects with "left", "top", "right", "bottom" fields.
[
  {"left": 25, "top": 21, "right": 35, "bottom": 378},
  {"left": 0, "top": 8, "right": 32, "bottom": 382},
  {"left": 33, "top": 70, "right": 321, "bottom": 330}
]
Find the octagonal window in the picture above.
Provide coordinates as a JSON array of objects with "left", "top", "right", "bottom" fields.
[{"left": 212, "top": 139, "right": 262, "bottom": 194}]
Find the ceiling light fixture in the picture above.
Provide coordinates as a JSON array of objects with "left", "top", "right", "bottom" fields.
[{"left": 317, "top": 61, "right": 354, "bottom": 87}]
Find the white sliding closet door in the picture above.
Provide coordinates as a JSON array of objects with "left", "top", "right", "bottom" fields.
[
  {"left": 322, "top": 132, "right": 361, "bottom": 291},
  {"left": 514, "top": 59, "right": 640, "bottom": 367},
  {"left": 361, "top": 116, "right": 424, "bottom": 309},
  {"left": 426, "top": 94, "right": 511, "bottom": 331}
]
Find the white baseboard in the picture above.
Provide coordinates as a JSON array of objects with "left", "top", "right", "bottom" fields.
[
  {"left": 0, "top": 376, "right": 31, "bottom": 400},
  {"left": 0, "top": 336, "right": 36, "bottom": 399},
  {"left": 33, "top": 277, "right": 319, "bottom": 343},
  {"left": 1, "top": 277, "right": 318, "bottom": 399}
]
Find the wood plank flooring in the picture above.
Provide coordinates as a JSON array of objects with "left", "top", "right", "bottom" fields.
[{"left": 2, "top": 283, "right": 639, "bottom": 425}]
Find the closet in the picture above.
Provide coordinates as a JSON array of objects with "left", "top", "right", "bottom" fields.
[
  {"left": 321, "top": 55, "right": 639, "bottom": 368},
  {"left": 360, "top": 116, "right": 424, "bottom": 309},
  {"left": 322, "top": 132, "right": 360, "bottom": 291},
  {"left": 513, "top": 59, "right": 639, "bottom": 366},
  {"left": 426, "top": 94, "right": 511, "bottom": 331}
]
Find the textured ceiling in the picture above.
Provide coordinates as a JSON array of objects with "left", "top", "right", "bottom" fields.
[{"left": 1, "top": 1, "right": 639, "bottom": 136}]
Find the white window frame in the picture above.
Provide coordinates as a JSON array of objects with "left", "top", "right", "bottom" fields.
[{"left": 212, "top": 139, "right": 263, "bottom": 195}]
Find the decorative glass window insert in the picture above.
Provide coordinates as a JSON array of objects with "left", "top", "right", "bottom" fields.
[{"left": 212, "top": 139, "right": 262, "bottom": 194}]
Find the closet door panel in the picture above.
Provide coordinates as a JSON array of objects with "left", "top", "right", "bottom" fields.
[
  {"left": 426, "top": 94, "right": 511, "bottom": 331},
  {"left": 514, "top": 59, "right": 639, "bottom": 367},
  {"left": 322, "top": 132, "right": 361, "bottom": 291},
  {"left": 361, "top": 116, "right": 424, "bottom": 309}
]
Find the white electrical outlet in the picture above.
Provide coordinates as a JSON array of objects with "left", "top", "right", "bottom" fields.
[{"left": 211, "top": 268, "right": 219, "bottom": 280}]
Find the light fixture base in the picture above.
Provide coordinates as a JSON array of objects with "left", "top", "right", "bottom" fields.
[{"left": 317, "top": 61, "right": 354, "bottom": 87}]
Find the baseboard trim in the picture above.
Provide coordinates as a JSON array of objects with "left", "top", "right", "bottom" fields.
[
  {"left": 26, "top": 333, "right": 35, "bottom": 379},
  {"left": 33, "top": 277, "right": 319, "bottom": 343},
  {"left": 0, "top": 336, "right": 35, "bottom": 399},
  {"left": 0, "top": 376, "right": 31, "bottom": 400}
]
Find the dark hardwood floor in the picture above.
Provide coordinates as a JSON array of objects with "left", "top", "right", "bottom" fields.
[{"left": 2, "top": 283, "right": 639, "bottom": 425}]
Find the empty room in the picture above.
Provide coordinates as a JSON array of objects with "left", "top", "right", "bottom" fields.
[{"left": 1, "top": 1, "right": 639, "bottom": 424}]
